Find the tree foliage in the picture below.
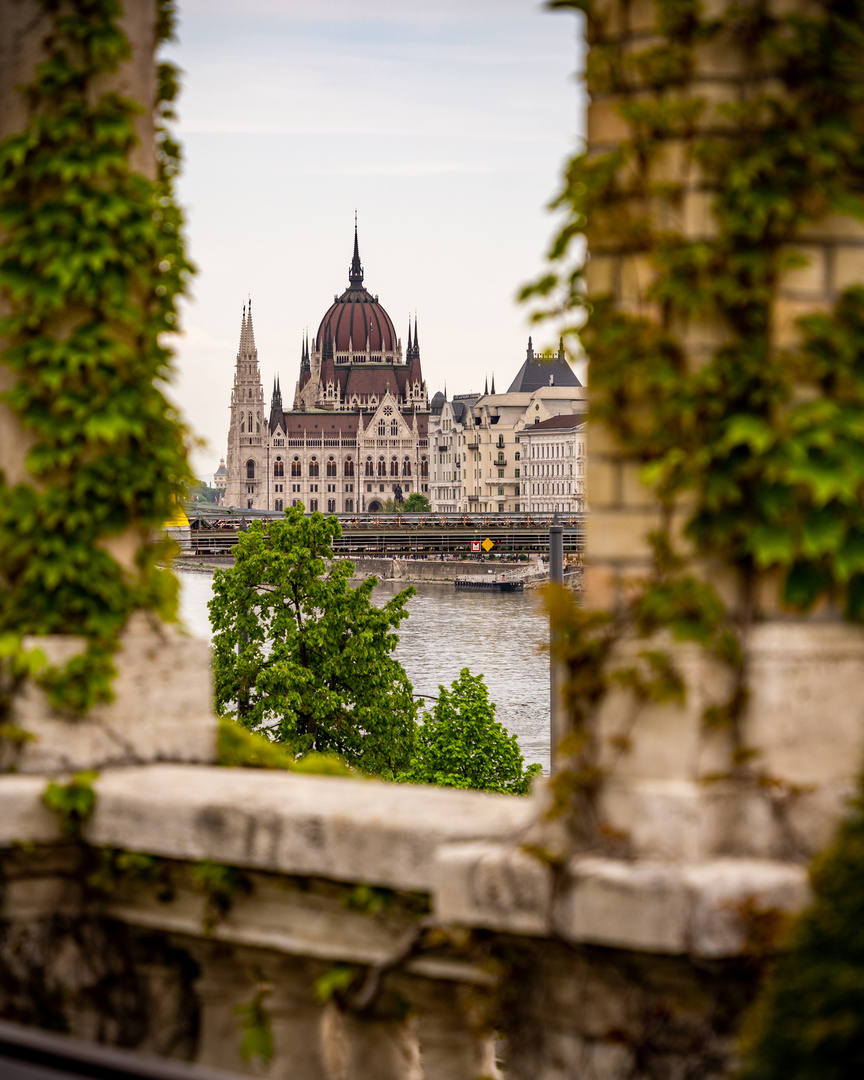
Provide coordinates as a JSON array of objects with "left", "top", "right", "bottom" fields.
[
  {"left": 406, "top": 669, "right": 541, "bottom": 794},
  {"left": 209, "top": 507, "right": 417, "bottom": 778},
  {"left": 403, "top": 493, "right": 431, "bottom": 513}
]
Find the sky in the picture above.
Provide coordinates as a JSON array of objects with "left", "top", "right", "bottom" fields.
[{"left": 162, "top": 0, "right": 587, "bottom": 480}]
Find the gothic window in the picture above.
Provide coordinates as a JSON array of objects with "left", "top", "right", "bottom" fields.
[
  {"left": 327, "top": 499, "right": 336, "bottom": 513},
  {"left": 248, "top": 389, "right": 252, "bottom": 399},
  {"left": 240, "top": 417, "right": 245, "bottom": 433},
  {"left": 390, "top": 458, "right": 399, "bottom": 477},
  {"left": 246, "top": 460, "right": 255, "bottom": 479},
  {"left": 326, "top": 458, "right": 337, "bottom": 477},
  {"left": 390, "top": 420, "right": 398, "bottom": 436},
  {"left": 365, "top": 457, "right": 374, "bottom": 477},
  {"left": 420, "top": 457, "right": 428, "bottom": 478},
  {"left": 383, "top": 406, "right": 393, "bottom": 416},
  {"left": 344, "top": 458, "right": 354, "bottom": 477},
  {"left": 309, "top": 458, "right": 319, "bottom": 478},
  {"left": 275, "top": 499, "right": 283, "bottom": 511},
  {"left": 291, "top": 457, "right": 301, "bottom": 477},
  {"left": 378, "top": 419, "right": 386, "bottom": 436},
  {"left": 402, "top": 458, "right": 411, "bottom": 477},
  {"left": 274, "top": 459, "right": 284, "bottom": 477},
  {"left": 345, "top": 499, "right": 353, "bottom": 512},
  {"left": 310, "top": 499, "right": 318, "bottom": 511},
  {"left": 377, "top": 457, "right": 386, "bottom": 477}
]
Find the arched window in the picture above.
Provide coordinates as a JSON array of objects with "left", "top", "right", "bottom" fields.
[
  {"left": 246, "top": 459, "right": 255, "bottom": 480},
  {"left": 344, "top": 458, "right": 354, "bottom": 477},
  {"left": 275, "top": 499, "right": 283, "bottom": 511},
  {"left": 402, "top": 458, "right": 411, "bottom": 476},
  {"left": 248, "top": 412, "right": 252, "bottom": 432},
  {"left": 240, "top": 416, "right": 245, "bottom": 433},
  {"left": 377, "top": 457, "right": 386, "bottom": 477},
  {"left": 378, "top": 419, "right": 386, "bottom": 436},
  {"left": 326, "top": 457, "right": 337, "bottom": 477},
  {"left": 274, "top": 459, "right": 284, "bottom": 477},
  {"left": 291, "top": 457, "right": 301, "bottom": 477},
  {"left": 365, "top": 457, "right": 374, "bottom": 477},
  {"left": 421, "top": 457, "right": 428, "bottom": 478},
  {"left": 390, "top": 420, "right": 398, "bottom": 436},
  {"left": 309, "top": 457, "right": 319, "bottom": 478},
  {"left": 390, "top": 457, "right": 399, "bottom": 477}
]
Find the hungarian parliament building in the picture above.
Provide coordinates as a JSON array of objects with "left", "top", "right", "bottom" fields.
[{"left": 221, "top": 228, "right": 588, "bottom": 515}]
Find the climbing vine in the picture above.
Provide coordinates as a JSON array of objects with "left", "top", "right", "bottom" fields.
[
  {"left": 528, "top": 0, "right": 864, "bottom": 831},
  {"left": 0, "top": 0, "right": 193, "bottom": 721}
]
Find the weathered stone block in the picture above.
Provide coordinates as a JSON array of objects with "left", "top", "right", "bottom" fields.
[
  {"left": 10, "top": 612, "right": 217, "bottom": 773},
  {"left": 85, "top": 765, "right": 534, "bottom": 892},
  {"left": 555, "top": 856, "right": 690, "bottom": 953},
  {"left": 832, "top": 243, "right": 864, "bottom": 291},
  {"left": 587, "top": 458, "right": 621, "bottom": 508},
  {"left": 684, "top": 859, "right": 810, "bottom": 958},
  {"left": 778, "top": 244, "right": 828, "bottom": 295},
  {"left": 585, "top": 508, "right": 663, "bottom": 560},
  {"left": 434, "top": 841, "right": 553, "bottom": 936}
]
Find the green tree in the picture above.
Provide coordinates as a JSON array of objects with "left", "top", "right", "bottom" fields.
[
  {"left": 209, "top": 506, "right": 417, "bottom": 778},
  {"left": 404, "top": 493, "right": 431, "bottom": 513},
  {"left": 406, "top": 669, "right": 541, "bottom": 794}
]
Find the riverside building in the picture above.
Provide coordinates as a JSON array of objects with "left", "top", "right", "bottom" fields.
[
  {"left": 428, "top": 338, "right": 587, "bottom": 513},
  {"left": 223, "top": 226, "right": 431, "bottom": 513}
]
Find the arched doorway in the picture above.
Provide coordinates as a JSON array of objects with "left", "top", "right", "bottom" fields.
[{"left": 367, "top": 500, "right": 382, "bottom": 512}]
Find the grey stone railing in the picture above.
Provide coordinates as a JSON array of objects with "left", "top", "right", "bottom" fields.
[{"left": 0, "top": 614, "right": 831, "bottom": 1080}]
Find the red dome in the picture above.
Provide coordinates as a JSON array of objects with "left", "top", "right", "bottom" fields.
[
  {"left": 315, "top": 225, "right": 398, "bottom": 358},
  {"left": 316, "top": 285, "right": 398, "bottom": 356}
]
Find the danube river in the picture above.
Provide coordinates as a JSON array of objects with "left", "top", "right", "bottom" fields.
[{"left": 177, "top": 569, "right": 552, "bottom": 772}]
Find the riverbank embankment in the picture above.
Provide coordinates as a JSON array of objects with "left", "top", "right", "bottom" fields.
[{"left": 173, "top": 554, "right": 538, "bottom": 584}]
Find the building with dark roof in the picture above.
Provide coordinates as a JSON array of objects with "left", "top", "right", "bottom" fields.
[
  {"left": 224, "top": 226, "right": 431, "bottom": 513},
  {"left": 427, "top": 342, "right": 586, "bottom": 513}
]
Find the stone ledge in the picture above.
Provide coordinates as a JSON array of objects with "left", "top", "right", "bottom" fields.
[
  {"left": 83, "top": 764, "right": 534, "bottom": 892},
  {"left": 10, "top": 615, "right": 217, "bottom": 774},
  {"left": 556, "top": 855, "right": 809, "bottom": 957},
  {"left": 434, "top": 842, "right": 809, "bottom": 958}
]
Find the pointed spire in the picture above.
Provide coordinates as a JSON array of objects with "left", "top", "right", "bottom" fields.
[
  {"left": 349, "top": 211, "right": 364, "bottom": 286},
  {"left": 237, "top": 304, "right": 247, "bottom": 355},
  {"left": 558, "top": 335, "right": 565, "bottom": 359},
  {"left": 271, "top": 376, "right": 282, "bottom": 410},
  {"left": 527, "top": 335, "right": 534, "bottom": 361},
  {"left": 407, "top": 317, "right": 413, "bottom": 358},
  {"left": 484, "top": 375, "right": 489, "bottom": 395},
  {"left": 413, "top": 312, "right": 420, "bottom": 357},
  {"left": 491, "top": 372, "right": 496, "bottom": 394},
  {"left": 244, "top": 296, "right": 256, "bottom": 353}
]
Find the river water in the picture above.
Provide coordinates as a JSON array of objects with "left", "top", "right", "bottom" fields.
[{"left": 177, "top": 569, "right": 552, "bottom": 772}]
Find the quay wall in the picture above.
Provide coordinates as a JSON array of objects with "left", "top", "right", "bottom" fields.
[{"left": 175, "top": 554, "right": 535, "bottom": 584}]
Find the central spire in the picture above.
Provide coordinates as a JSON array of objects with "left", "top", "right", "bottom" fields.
[{"left": 349, "top": 211, "right": 364, "bottom": 287}]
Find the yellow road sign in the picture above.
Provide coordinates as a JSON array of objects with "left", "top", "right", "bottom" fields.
[{"left": 482, "top": 537, "right": 495, "bottom": 553}]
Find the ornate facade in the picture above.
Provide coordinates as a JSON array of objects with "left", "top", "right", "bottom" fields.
[
  {"left": 224, "top": 228, "right": 431, "bottom": 513},
  {"left": 427, "top": 339, "right": 587, "bottom": 513}
]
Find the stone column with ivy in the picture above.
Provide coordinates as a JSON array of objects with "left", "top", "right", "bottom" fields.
[
  {"left": 528, "top": 0, "right": 864, "bottom": 863},
  {"left": 0, "top": 0, "right": 215, "bottom": 767}
]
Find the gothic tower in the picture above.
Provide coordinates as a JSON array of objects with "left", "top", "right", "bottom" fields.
[{"left": 224, "top": 302, "right": 266, "bottom": 509}]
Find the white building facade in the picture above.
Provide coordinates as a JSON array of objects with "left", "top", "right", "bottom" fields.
[
  {"left": 427, "top": 340, "right": 587, "bottom": 513},
  {"left": 518, "top": 414, "right": 586, "bottom": 513}
]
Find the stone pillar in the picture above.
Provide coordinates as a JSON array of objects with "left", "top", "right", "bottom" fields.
[
  {"left": 567, "top": 0, "right": 864, "bottom": 861},
  {"left": 410, "top": 979, "right": 500, "bottom": 1080},
  {"left": 191, "top": 945, "right": 334, "bottom": 1080}
]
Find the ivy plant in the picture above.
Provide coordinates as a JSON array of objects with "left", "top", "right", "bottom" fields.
[{"left": 0, "top": 0, "right": 193, "bottom": 720}]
